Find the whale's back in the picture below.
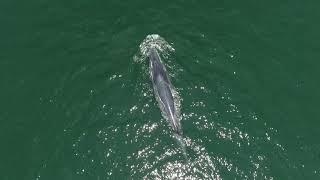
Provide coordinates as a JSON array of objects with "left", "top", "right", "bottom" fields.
[{"left": 148, "top": 48, "right": 181, "bottom": 134}]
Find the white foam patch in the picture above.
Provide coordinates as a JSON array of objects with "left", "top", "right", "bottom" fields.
[{"left": 134, "top": 34, "right": 175, "bottom": 64}]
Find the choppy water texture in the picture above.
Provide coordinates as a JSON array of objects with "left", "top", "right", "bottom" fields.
[{"left": 1, "top": 0, "right": 320, "bottom": 179}]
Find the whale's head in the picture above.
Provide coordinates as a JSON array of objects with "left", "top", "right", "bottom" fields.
[{"left": 148, "top": 47, "right": 159, "bottom": 62}]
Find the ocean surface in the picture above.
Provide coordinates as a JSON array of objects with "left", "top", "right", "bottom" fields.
[{"left": 1, "top": 0, "right": 319, "bottom": 179}]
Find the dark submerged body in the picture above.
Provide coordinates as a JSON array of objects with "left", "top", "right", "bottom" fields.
[{"left": 148, "top": 47, "right": 182, "bottom": 135}]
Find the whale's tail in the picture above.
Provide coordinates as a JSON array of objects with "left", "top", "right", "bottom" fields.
[
  {"left": 168, "top": 113, "right": 183, "bottom": 136},
  {"left": 173, "top": 132, "right": 188, "bottom": 161}
]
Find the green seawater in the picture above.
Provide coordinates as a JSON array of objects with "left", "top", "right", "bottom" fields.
[{"left": 1, "top": 0, "right": 319, "bottom": 179}]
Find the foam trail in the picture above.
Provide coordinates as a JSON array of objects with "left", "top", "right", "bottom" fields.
[{"left": 173, "top": 133, "right": 188, "bottom": 161}]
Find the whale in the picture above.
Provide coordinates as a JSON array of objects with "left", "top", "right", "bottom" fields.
[{"left": 148, "top": 47, "right": 182, "bottom": 135}]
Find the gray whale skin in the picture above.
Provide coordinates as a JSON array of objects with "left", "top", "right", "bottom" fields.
[{"left": 148, "top": 47, "right": 182, "bottom": 135}]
